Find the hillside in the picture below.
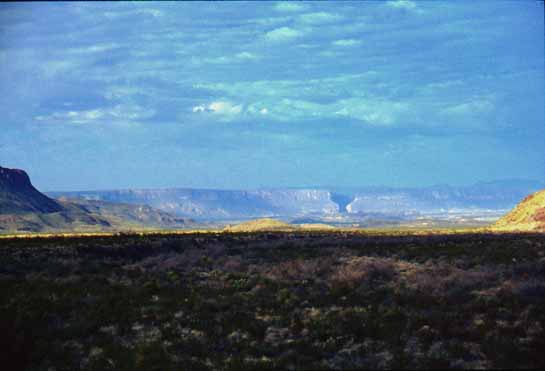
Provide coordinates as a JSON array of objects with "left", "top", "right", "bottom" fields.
[
  {"left": 0, "top": 166, "right": 63, "bottom": 214},
  {"left": 59, "top": 198, "right": 192, "bottom": 229},
  {"left": 0, "top": 166, "right": 192, "bottom": 233},
  {"left": 224, "top": 218, "right": 336, "bottom": 232},
  {"left": 224, "top": 218, "right": 296, "bottom": 232},
  {"left": 492, "top": 190, "right": 545, "bottom": 232}
]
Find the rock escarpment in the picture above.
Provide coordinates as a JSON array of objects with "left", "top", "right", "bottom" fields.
[
  {"left": 492, "top": 190, "right": 545, "bottom": 232},
  {"left": 0, "top": 166, "right": 63, "bottom": 214}
]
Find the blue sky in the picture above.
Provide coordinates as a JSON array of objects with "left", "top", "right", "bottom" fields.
[{"left": 0, "top": 1, "right": 543, "bottom": 191}]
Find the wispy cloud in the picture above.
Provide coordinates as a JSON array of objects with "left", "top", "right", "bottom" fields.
[
  {"left": 35, "top": 105, "right": 155, "bottom": 125},
  {"left": 191, "top": 51, "right": 261, "bottom": 65},
  {"left": 274, "top": 2, "right": 306, "bottom": 12},
  {"left": 235, "top": 51, "right": 260, "bottom": 61},
  {"left": 192, "top": 100, "right": 273, "bottom": 122},
  {"left": 386, "top": 0, "right": 417, "bottom": 11},
  {"left": 334, "top": 98, "right": 410, "bottom": 126},
  {"left": 441, "top": 98, "right": 495, "bottom": 117},
  {"left": 103, "top": 8, "right": 163, "bottom": 19},
  {"left": 332, "top": 39, "right": 361, "bottom": 47},
  {"left": 385, "top": 0, "right": 423, "bottom": 14},
  {"left": 264, "top": 26, "right": 303, "bottom": 42},
  {"left": 192, "top": 101, "right": 243, "bottom": 119},
  {"left": 1, "top": 1, "right": 543, "bottom": 188},
  {"left": 68, "top": 43, "right": 121, "bottom": 54},
  {"left": 299, "top": 12, "right": 343, "bottom": 25}
]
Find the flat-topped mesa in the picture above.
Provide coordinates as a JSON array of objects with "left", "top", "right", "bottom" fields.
[
  {"left": 0, "top": 166, "right": 33, "bottom": 191},
  {"left": 0, "top": 166, "right": 63, "bottom": 214}
]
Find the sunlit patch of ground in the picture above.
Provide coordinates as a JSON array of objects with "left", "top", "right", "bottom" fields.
[{"left": 0, "top": 225, "right": 499, "bottom": 240}]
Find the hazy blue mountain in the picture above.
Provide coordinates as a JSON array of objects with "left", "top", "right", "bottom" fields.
[
  {"left": 48, "top": 189, "right": 339, "bottom": 220},
  {"left": 344, "top": 180, "right": 544, "bottom": 214},
  {"left": 48, "top": 179, "right": 544, "bottom": 220}
]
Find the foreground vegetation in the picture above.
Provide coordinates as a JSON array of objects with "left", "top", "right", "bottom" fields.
[{"left": 1, "top": 231, "right": 544, "bottom": 370}]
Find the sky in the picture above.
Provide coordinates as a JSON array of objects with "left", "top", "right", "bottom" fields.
[{"left": 0, "top": 1, "right": 543, "bottom": 191}]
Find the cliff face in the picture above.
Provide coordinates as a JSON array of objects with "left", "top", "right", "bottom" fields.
[
  {"left": 345, "top": 182, "right": 543, "bottom": 214},
  {"left": 0, "top": 166, "right": 63, "bottom": 214},
  {"left": 492, "top": 190, "right": 545, "bottom": 232},
  {"left": 48, "top": 180, "right": 543, "bottom": 221},
  {"left": 48, "top": 189, "right": 339, "bottom": 220},
  {"left": 0, "top": 166, "right": 191, "bottom": 233}
]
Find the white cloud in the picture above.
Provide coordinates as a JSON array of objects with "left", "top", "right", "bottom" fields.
[
  {"left": 386, "top": 0, "right": 417, "bottom": 10},
  {"left": 138, "top": 8, "right": 163, "bottom": 17},
  {"left": 191, "top": 52, "right": 261, "bottom": 66},
  {"left": 209, "top": 101, "right": 242, "bottom": 115},
  {"left": 192, "top": 105, "right": 206, "bottom": 113},
  {"left": 35, "top": 105, "right": 155, "bottom": 125},
  {"left": 192, "top": 101, "right": 243, "bottom": 117},
  {"left": 110, "top": 104, "right": 156, "bottom": 120},
  {"left": 299, "top": 12, "right": 343, "bottom": 25},
  {"left": 253, "top": 15, "right": 292, "bottom": 27},
  {"left": 332, "top": 39, "right": 361, "bottom": 47},
  {"left": 68, "top": 43, "right": 120, "bottom": 54},
  {"left": 264, "top": 27, "right": 303, "bottom": 42},
  {"left": 334, "top": 99, "right": 410, "bottom": 126},
  {"left": 386, "top": 0, "right": 423, "bottom": 13},
  {"left": 36, "top": 109, "right": 103, "bottom": 124},
  {"left": 192, "top": 75, "right": 418, "bottom": 126},
  {"left": 441, "top": 99, "right": 494, "bottom": 116},
  {"left": 201, "top": 97, "right": 409, "bottom": 125},
  {"left": 104, "top": 8, "right": 163, "bottom": 19},
  {"left": 192, "top": 101, "right": 270, "bottom": 121},
  {"left": 318, "top": 50, "right": 340, "bottom": 58},
  {"left": 235, "top": 52, "right": 260, "bottom": 61},
  {"left": 274, "top": 2, "right": 306, "bottom": 12}
]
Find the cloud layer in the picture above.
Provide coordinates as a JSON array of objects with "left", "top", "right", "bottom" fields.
[{"left": 0, "top": 1, "right": 543, "bottom": 189}]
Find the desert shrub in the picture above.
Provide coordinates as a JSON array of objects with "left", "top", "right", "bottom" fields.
[
  {"left": 510, "top": 260, "right": 545, "bottom": 278},
  {"left": 0, "top": 314, "right": 34, "bottom": 371},
  {"left": 329, "top": 257, "right": 398, "bottom": 290},
  {"left": 264, "top": 257, "right": 335, "bottom": 282},
  {"left": 405, "top": 265, "right": 498, "bottom": 303},
  {"left": 2, "top": 231, "right": 545, "bottom": 369},
  {"left": 219, "top": 255, "right": 246, "bottom": 273},
  {"left": 509, "top": 279, "right": 545, "bottom": 304}
]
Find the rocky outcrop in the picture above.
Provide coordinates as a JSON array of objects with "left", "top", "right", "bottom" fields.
[
  {"left": 492, "top": 190, "right": 545, "bottom": 232},
  {"left": 0, "top": 166, "right": 63, "bottom": 214},
  {"left": 0, "top": 166, "right": 192, "bottom": 232},
  {"left": 48, "top": 189, "right": 340, "bottom": 220}
]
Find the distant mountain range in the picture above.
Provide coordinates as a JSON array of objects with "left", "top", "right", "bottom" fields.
[
  {"left": 0, "top": 166, "right": 192, "bottom": 233},
  {"left": 3, "top": 164, "right": 543, "bottom": 232},
  {"left": 48, "top": 179, "right": 544, "bottom": 221},
  {"left": 339, "top": 180, "right": 544, "bottom": 214},
  {"left": 48, "top": 188, "right": 338, "bottom": 220}
]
